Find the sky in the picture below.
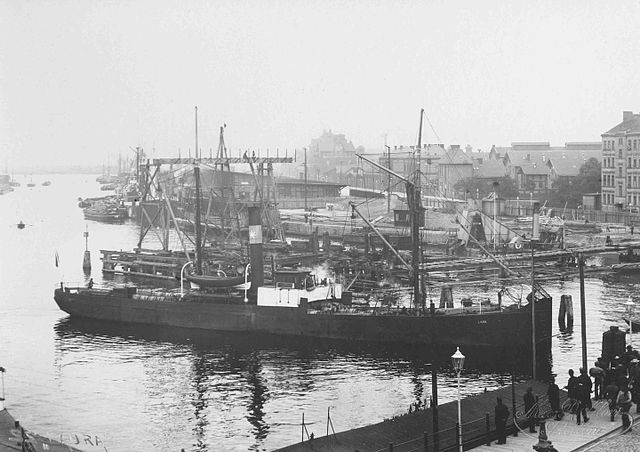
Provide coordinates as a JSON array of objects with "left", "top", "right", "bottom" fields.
[{"left": 1, "top": 0, "right": 640, "bottom": 169}]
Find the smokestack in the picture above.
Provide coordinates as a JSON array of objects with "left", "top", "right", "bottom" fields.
[{"left": 248, "top": 206, "right": 264, "bottom": 294}]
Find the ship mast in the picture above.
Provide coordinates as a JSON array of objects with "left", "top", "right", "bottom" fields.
[
  {"left": 194, "top": 106, "right": 203, "bottom": 275},
  {"left": 356, "top": 153, "right": 423, "bottom": 310}
]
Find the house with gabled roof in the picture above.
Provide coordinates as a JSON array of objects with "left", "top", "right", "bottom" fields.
[{"left": 438, "top": 145, "right": 473, "bottom": 197}]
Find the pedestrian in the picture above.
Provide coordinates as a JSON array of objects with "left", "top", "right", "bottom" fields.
[
  {"left": 616, "top": 385, "right": 633, "bottom": 432},
  {"left": 606, "top": 235, "right": 613, "bottom": 246},
  {"left": 604, "top": 380, "right": 620, "bottom": 422},
  {"left": 631, "top": 223, "right": 635, "bottom": 235},
  {"left": 575, "top": 379, "right": 590, "bottom": 425},
  {"left": 589, "top": 361, "right": 605, "bottom": 400},
  {"left": 523, "top": 386, "right": 537, "bottom": 432},
  {"left": 494, "top": 397, "right": 509, "bottom": 445},
  {"left": 577, "top": 367, "right": 594, "bottom": 410},
  {"left": 547, "top": 377, "right": 562, "bottom": 420},
  {"left": 630, "top": 359, "right": 640, "bottom": 415},
  {"left": 565, "top": 369, "right": 579, "bottom": 413}
]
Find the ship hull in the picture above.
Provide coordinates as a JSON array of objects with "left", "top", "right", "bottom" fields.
[{"left": 54, "top": 288, "right": 552, "bottom": 354}]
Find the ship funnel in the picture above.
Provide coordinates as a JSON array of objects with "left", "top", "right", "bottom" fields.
[{"left": 248, "top": 206, "right": 264, "bottom": 295}]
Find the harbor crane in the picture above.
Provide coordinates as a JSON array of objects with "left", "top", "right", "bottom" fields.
[{"left": 355, "top": 153, "right": 425, "bottom": 310}]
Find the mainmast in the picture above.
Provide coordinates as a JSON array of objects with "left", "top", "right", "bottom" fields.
[
  {"left": 194, "top": 106, "right": 203, "bottom": 275},
  {"left": 356, "top": 153, "right": 423, "bottom": 310}
]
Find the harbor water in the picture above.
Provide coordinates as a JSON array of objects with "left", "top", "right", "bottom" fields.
[{"left": 1, "top": 174, "right": 638, "bottom": 452}]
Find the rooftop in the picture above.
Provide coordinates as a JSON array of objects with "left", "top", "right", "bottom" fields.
[{"left": 603, "top": 111, "right": 640, "bottom": 136}]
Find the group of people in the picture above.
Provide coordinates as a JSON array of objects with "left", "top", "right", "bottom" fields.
[
  {"left": 492, "top": 345, "right": 640, "bottom": 446},
  {"left": 565, "top": 347, "right": 640, "bottom": 432}
]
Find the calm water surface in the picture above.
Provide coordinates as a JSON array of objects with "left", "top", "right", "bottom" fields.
[{"left": 0, "top": 174, "right": 638, "bottom": 451}]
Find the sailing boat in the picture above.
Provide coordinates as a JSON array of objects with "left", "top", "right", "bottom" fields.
[{"left": 26, "top": 176, "right": 36, "bottom": 188}]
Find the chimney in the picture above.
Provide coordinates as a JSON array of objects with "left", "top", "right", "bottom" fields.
[{"left": 623, "top": 111, "right": 634, "bottom": 122}]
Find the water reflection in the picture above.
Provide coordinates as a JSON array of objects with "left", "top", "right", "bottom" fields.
[{"left": 52, "top": 317, "right": 530, "bottom": 451}]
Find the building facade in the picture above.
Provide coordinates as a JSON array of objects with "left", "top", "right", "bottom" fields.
[{"left": 602, "top": 111, "right": 640, "bottom": 211}]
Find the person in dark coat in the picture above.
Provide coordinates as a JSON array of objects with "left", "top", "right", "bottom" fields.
[
  {"left": 547, "top": 377, "right": 562, "bottom": 420},
  {"left": 577, "top": 367, "right": 593, "bottom": 410},
  {"left": 604, "top": 380, "right": 620, "bottom": 422},
  {"left": 589, "top": 361, "right": 605, "bottom": 400},
  {"left": 617, "top": 386, "right": 633, "bottom": 431},
  {"left": 575, "top": 380, "right": 590, "bottom": 425},
  {"left": 629, "top": 359, "right": 640, "bottom": 414},
  {"left": 565, "top": 369, "right": 579, "bottom": 413},
  {"left": 523, "top": 386, "right": 537, "bottom": 432},
  {"left": 494, "top": 397, "right": 509, "bottom": 445}
]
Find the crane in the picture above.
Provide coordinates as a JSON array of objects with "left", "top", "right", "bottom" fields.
[{"left": 355, "top": 153, "right": 425, "bottom": 310}]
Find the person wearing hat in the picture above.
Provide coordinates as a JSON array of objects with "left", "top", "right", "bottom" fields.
[
  {"left": 605, "top": 379, "right": 620, "bottom": 422},
  {"left": 630, "top": 359, "right": 640, "bottom": 414},
  {"left": 547, "top": 376, "right": 562, "bottom": 420},
  {"left": 617, "top": 385, "right": 633, "bottom": 432},
  {"left": 494, "top": 397, "right": 509, "bottom": 445},
  {"left": 589, "top": 361, "right": 605, "bottom": 400},
  {"left": 577, "top": 367, "right": 594, "bottom": 411},
  {"left": 565, "top": 369, "right": 579, "bottom": 413}
]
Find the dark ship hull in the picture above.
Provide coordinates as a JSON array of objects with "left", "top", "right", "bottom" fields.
[{"left": 54, "top": 287, "right": 552, "bottom": 354}]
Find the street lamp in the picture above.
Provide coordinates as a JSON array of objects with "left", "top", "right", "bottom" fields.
[
  {"left": 452, "top": 346, "right": 465, "bottom": 452},
  {"left": 492, "top": 181, "right": 500, "bottom": 251},
  {"left": 626, "top": 296, "right": 636, "bottom": 347}
]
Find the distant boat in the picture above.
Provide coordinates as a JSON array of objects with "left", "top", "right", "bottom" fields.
[
  {"left": 42, "top": 180, "right": 51, "bottom": 186},
  {"left": 17, "top": 221, "right": 25, "bottom": 229}
]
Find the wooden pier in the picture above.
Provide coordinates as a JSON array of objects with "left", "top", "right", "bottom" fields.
[
  {"left": 275, "top": 380, "right": 557, "bottom": 452},
  {"left": 276, "top": 380, "right": 638, "bottom": 452}
]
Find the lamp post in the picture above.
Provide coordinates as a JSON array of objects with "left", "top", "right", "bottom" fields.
[
  {"left": 452, "top": 347, "right": 465, "bottom": 452},
  {"left": 626, "top": 296, "right": 636, "bottom": 347},
  {"left": 492, "top": 182, "right": 499, "bottom": 251}
]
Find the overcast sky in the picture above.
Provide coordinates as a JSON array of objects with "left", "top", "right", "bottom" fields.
[{"left": 2, "top": 0, "right": 640, "bottom": 168}]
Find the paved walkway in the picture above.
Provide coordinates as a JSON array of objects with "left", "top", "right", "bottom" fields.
[{"left": 473, "top": 400, "right": 639, "bottom": 452}]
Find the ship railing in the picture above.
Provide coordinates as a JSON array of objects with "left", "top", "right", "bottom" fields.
[{"left": 371, "top": 391, "right": 567, "bottom": 452}]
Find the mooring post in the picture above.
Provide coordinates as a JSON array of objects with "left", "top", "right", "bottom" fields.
[{"left": 82, "top": 226, "right": 91, "bottom": 271}]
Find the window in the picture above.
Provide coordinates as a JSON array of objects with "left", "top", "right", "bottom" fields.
[
  {"left": 620, "top": 149, "right": 624, "bottom": 159},
  {"left": 629, "top": 157, "right": 632, "bottom": 167},
  {"left": 620, "top": 167, "right": 623, "bottom": 177},
  {"left": 620, "top": 183, "right": 624, "bottom": 196},
  {"left": 629, "top": 175, "right": 632, "bottom": 186},
  {"left": 620, "top": 138, "right": 624, "bottom": 145},
  {"left": 635, "top": 140, "right": 638, "bottom": 150}
]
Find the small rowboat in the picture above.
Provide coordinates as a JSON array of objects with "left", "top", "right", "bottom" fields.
[{"left": 186, "top": 271, "right": 247, "bottom": 289}]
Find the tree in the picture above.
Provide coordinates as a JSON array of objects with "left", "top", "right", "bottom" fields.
[
  {"left": 454, "top": 176, "right": 519, "bottom": 199},
  {"left": 545, "top": 158, "right": 601, "bottom": 208}
]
